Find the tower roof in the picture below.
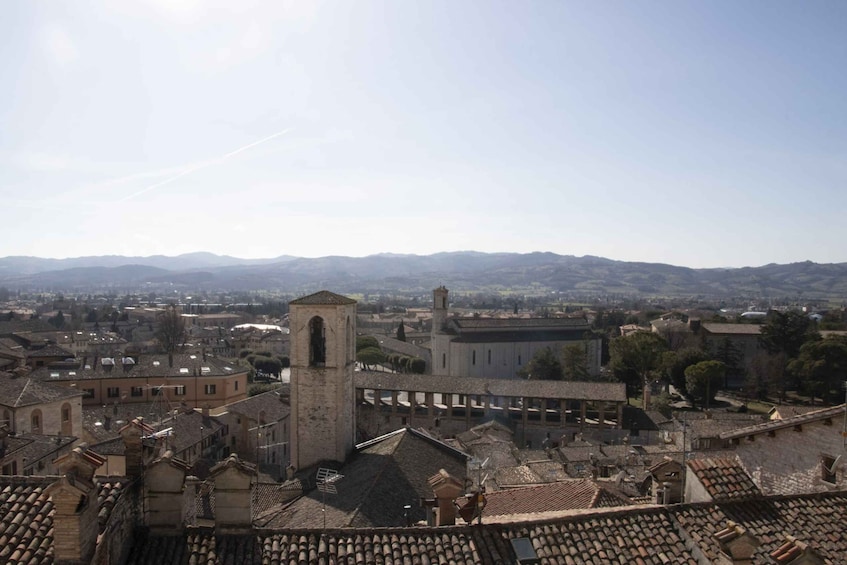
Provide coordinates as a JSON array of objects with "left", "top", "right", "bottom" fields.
[{"left": 289, "top": 290, "right": 356, "bottom": 306}]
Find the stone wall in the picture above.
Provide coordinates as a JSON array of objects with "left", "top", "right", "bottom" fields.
[{"left": 731, "top": 415, "right": 847, "bottom": 496}]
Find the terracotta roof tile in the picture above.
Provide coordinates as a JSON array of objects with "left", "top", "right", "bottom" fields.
[
  {"left": 289, "top": 291, "right": 356, "bottom": 306},
  {"left": 687, "top": 457, "right": 761, "bottom": 501}
]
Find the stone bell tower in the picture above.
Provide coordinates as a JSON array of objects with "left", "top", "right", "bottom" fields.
[
  {"left": 289, "top": 290, "right": 357, "bottom": 471},
  {"left": 431, "top": 286, "right": 451, "bottom": 375}
]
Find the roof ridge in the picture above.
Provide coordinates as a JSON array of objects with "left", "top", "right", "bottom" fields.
[{"left": 14, "top": 376, "right": 32, "bottom": 408}]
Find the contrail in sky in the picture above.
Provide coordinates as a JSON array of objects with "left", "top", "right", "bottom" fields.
[{"left": 119, "top": 128, "right": 291, "bottom": 202}]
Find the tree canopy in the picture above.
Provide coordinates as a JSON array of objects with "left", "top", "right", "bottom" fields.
[
  {"left": 356, "top": 335, "right": 380, "bottom": 352},
  {"left": 357, "top": 346, "right": 386, "bottom": 371},
  {"left": 759, "top": 311, "right": 819, "bottom": 359},
  {"left": 562, "top": 343, "right": 590, "bottom": 381},
  {"left": 788, "top": 336, "right": 847, "bottom": 404},
  {"left": 518, "top": 347, "right": 564, "bottom": 380},
  {"left": 684, "top": 360, "right": 725, "bottom": 408},
  {"left": 609, "top": 331, "right": 667, "bottom": 397},
  {"left": 662, "top": 347, "right": 709, "bottom": 397}
]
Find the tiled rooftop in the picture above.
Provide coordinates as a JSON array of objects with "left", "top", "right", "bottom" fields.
[
  {"left": 0, "top": 476, "right": 128, "bottom": 565},
  {"left": 673, "top": 491, "right": 847, "bottom": 564},
  {"left": 720, "top": 404, "right": 846, "bottom": 441},
  {"left": 126, "top": 489, "right": 847, "bottom": 564},
  {"left": 481, "top": 479, "right": 631, "bottom": 520},
  {"left": 258, "top": 428, "right": 468, "bottom": 529},
  {"left": 701, "top": 323, "right": 763, "bottom": 335},
  {"left": 289, "top": 291, "right": 356, "bottom": 306},
  {"left": 687, "top": 457, "right": 762, "bottom": 501},
  {"left": 30, "top": 354, "right": 247, "bottom": 381},
  {"left": 452, "top": 317, "right": 590, "bottom": 330},
  {"left": 223, "top": 389, "right": 289, "bottom": 422},
  {"left": 0, "top": 372, "right": 84, "bottom": 408}
]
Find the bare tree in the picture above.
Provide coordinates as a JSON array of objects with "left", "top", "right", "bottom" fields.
[{"left": 155, "top": 304, "right": 187, "bottom": 360}]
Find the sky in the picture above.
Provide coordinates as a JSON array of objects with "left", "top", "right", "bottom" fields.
[{"left": 1, "top": 1, "right": 845, "bottom": 268}]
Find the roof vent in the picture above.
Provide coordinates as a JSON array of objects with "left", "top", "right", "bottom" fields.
[
  {"left": 101, "top": 358, "right": 115, "bottom": 366},
  {"left": 153, "top": 361, "right": 161, "bottom": 367},
  {"left": 179, "top": 368, "right": 189, "bottom": 374},
  {"left": 201, "top": 367, "right": 211, "bottom": 374},
  {"left": 50, "top": 372, "right": 59, "bottom": 378},
  {"left": 122, "top": 357, "right": 135, "bottom": 365}
]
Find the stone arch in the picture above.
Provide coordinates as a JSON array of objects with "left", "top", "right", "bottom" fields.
[
  {"left": 61, "top": 402, "right": 73, "bottom": 436},
  {"left": 30, "top": 409, "right": 42, "bottom": 433},
  {"left": 309, "top": 316, "right": 326, "bottom": 366}
]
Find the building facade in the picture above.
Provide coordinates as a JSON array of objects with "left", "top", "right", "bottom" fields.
[{"left": 430, "top": 287, "right": 602, "bottom": 379}]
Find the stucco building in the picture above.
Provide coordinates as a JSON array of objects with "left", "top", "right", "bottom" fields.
[{"left": 430, "top": 286, "right": 602, "bottom": 379}]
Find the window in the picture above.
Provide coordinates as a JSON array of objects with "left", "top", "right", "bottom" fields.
[
  {"left": 472, "top": 351, "right": 476, "bottom": 365},
  {"left": 131, "top": 386, "right": 144, "bottom": 397},
  {"left": 488, "top": 350, "right": 491, "bottom": 365},
  {"left": 204, "top": 384, "right": 217, "bottom": 395},
  {"left": 83, "top": 388, "right": 95, "bottom": 399},
  {"left": 175, "top": 385, "right": 186, "bottom": 396},
  {"left": 822, "top": 455, "right": 838, "bottom": 484},
  {"left": 309, "top": 316, "right": 326, "bottom": 366},
  {"left": 31, "top": 410, "right": 41, "bottom": 433},
  {"left": 442, "top": 353, "right": 446, "bottom": 369},
  {"left": 62, "top": 406, "right": 70, "bottom": 422},
  {"left": 234, "top": 380, "right": 239, "bottom": 391},
  {"left": 518, "top": 354, "right": 522, "bottom": 366},
  {"left": 107, "top": 387, "right": 120, "bottom": 398}
]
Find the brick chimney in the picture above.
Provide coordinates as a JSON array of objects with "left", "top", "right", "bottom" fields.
[
  {"left": 208, "top": 454, "right": 256, "bottom": 533},
  {"left": 771, "top": 536, "right": 824, "bottom": 565},
  {"left": 119, "top": 417, "right": 154, "bottom": 478},
  {"left": 144, "top": 450, "right": 191, "bottom": 533},
  {"left": 45, "top": 445, "right": 107, "bottom": 564},
  {"left": 427, "top": 469, "right": 464, "bottom": 526},
  {"left": 714, "top": 521, "right": 760, "bottom": 565}
]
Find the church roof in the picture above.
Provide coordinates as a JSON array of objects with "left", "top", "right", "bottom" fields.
[{"left": 289, "top": 291, "right": 356, "bottom": 306}]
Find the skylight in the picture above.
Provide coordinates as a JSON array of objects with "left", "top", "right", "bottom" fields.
[{"left": 179, "top": 368, "right": 190, "bottom": 374}]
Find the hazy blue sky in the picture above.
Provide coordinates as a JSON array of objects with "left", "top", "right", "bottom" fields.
[{"left": 2, "top": 1, "right": 845, "bottom": 268}]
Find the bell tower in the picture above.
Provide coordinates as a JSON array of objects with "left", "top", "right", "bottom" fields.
[
  {"left": 289, "top": 290, "right": 357, "bottom": 471},
  {"left": 431, "top": 286, "right": 451, "bottom": 375}
]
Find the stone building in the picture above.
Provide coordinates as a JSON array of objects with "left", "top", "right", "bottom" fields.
[
  {"left": 430, "top": 286, "right": 602, "bottom": 379},
  {"left": 288, "top": 290, "right": 357, "bottom": 471},
  {"left": 0, "top": 371, "right": 84, "bottom": 440}
]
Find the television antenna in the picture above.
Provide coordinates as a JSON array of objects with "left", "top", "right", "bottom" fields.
[{"left": 316, "top": 468, "right": 344, "bottom": 530}]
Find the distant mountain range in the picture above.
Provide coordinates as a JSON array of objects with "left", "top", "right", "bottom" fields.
[{"left": 0, "top": 252, "right": 846, "bottom": 299}]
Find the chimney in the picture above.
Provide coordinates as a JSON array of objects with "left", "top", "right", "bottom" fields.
[
  {"left": 427, "top": 469, "right": 464, "bottom": 526},
  {"left": 208, "top": 454, "right": 256, "bottom": 533},
  {"left": 770, "top": 536, "right": 824, "bottom": 565},
  {"left": 45, "top": 446, "right": 107, "bottom": 564},
  {"left": 203, "top": 404, "right": 210, "bottom": 419},
  {"left": 119, "top": 417, "right": 152, "bottom": 478},
  {"left": 144, "top": 450, "right": 191, "bottom": 533},
  {"left": 714, "top": 521, "right": 760, "bottom": 565}
]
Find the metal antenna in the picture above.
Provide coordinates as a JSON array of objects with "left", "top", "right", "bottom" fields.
[{"left": 316, "top": 468, "right": 344, "bottom": 530}]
